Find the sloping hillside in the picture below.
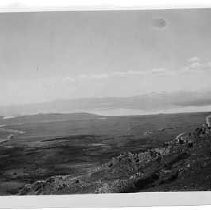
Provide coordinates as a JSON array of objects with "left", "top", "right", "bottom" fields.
[{"left": 19, "top": 123, "right": 211, "bottom": 195}]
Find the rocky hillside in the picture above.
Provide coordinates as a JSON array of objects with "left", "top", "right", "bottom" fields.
[{"left": 19, "top": 124, "right": 211, "bottom": 195}]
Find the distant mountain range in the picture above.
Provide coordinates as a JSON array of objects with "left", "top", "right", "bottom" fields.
[{"left": 1, "top": 91, "right": 211, "bottom": 116}]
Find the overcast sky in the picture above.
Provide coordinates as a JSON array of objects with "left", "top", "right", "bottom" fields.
[{"left": 1, "top": 9, "right": 211, "bottom": 106}]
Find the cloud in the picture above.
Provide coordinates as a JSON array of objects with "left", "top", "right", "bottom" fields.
[
  {"left": 188, "top": 56, "right": 200, "bottom": 63},
  {"left": 63, "top": 73, "right": 109, "bottom": 82},
  {"left": 89, "top": 74, "right": 109, "bottom": 79},
  {"left": 189, "top": 62, "right": 201, "bottom": 69},
  {"left": 151, "top": 68, "right": 168, "bottom": 74},
  {"left": 63, "top": 71, "right": 143, "bottom": 82},
  {"left": 63, "top": 77, "right": 76, "bottom": 82},
  {"left": 112, "top": 70, "right": 147, "bottom": 77},
  {"left": 63, "top": 69, "right": 168, "bottom": 82},
  {"left": 183, "top": 57, "right": 211, "bottom": 73},
  {"left": 152, "top": 18, "right": 167, "bottom": 29}
]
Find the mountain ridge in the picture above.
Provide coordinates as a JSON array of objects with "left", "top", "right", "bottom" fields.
[{"left": 1, "top": 91, "right": 211, "bottom": 116}]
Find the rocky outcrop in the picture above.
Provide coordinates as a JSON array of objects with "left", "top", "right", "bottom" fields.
[{"left": 19, "top": 124, "right": 211, "bottom": 195}]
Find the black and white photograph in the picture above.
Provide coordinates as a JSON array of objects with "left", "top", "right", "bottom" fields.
[{"left": 1, "top": 6, "right": 211, "bottom": 198}]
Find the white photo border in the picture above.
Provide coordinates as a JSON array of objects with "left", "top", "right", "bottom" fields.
[{"left": 0, "top": 0, "right": 211, "bottom": 208}]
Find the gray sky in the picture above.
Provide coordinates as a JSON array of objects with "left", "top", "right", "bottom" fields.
[{"left": 1, "top": 9, "right": 211, "bottom": 106}]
